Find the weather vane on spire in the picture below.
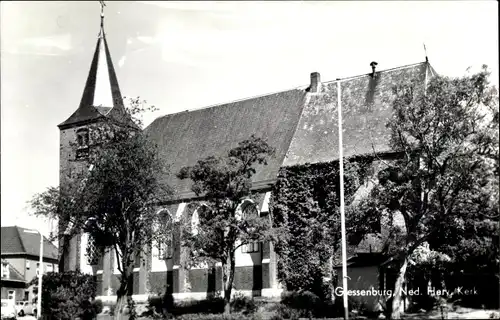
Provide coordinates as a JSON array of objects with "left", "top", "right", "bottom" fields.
[
  {"left": 99, "top": 1, "right": 106, "bottom": 22},
  {"left": 98, "top": 1, "right": 106, "bottom": 36},
  {"left": 423, "top": 43, "right": 429, "bottom": 63}
]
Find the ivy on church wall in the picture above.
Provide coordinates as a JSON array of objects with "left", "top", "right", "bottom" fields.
[{"left": 269, "top": 157, "right": 374, "bottom": 295}]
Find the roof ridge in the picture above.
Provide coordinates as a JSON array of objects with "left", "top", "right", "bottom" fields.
[
  {"left": 323, "top": 61, "right": 428, "bottom": 84},
  {"left": 151, "top": 61, "right": 428, "bottom": 122},
  {"left": 151, "top": 88, "right": 304, "bottom": 121}
]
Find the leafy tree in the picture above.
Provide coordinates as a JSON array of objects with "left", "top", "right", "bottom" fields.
[
  {"left": 358, "top": 66, "right": 499, "bottom": 319},
  {"left": 177, "top": 135, "right": 276, "bottom": 314},
  {"left": 30, "top": 98, "right": 171, "bottom": 320}
]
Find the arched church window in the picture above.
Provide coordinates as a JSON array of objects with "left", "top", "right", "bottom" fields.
[
  {"left": 191, "top": 204, "right": 211, "bottom": 236},
  {"left": 190, "top": 205, "right": 204, "bottom": 236},
  {"left": 191, "top": 210, "right": 199, "bottom": 236},
  {"left": 240, "top": 200, "right": 260, "bottom": 253},
  {"left": 153, "top": 209, "right": 173, "bottom": 259}
]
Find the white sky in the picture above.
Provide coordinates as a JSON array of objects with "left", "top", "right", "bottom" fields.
[{"left": 1, "top": 1, "right": 498, "bottom": 237}]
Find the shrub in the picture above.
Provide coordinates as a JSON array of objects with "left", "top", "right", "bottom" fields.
[
  {"left": 91, "top": 299, "right": 103, "bottom": 315},
  {"left": 281, "top": 290, "right": 320, "bottom": 317},
  {"left": 174, "top": 313, "right": 259, "bottom": 320},
  {"left": 230, "top": 293, "right": 257, "bottom": 315},
  {"left": 272, "top": 304, "right": 301, "bottom": 320},
  {"left": 146, "top": 293, "right": 175, "bottom": 317},
  {"left": 172, "top": 296, "right": 225, "bottom": 315},
  {"left": 29, "top": 271, "right": 97, "bottom": 320},
  {"left": 147, "top": 295, "right": 164, "bottom": 314},
  {"left": 330, "top": 296, "right": 366, "bottom": 317}
]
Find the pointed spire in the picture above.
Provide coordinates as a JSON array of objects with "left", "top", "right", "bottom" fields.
[{"left": 59, "top": 1, "right": 133, "bottom": 129}]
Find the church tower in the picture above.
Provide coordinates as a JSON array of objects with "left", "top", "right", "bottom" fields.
[{"left": 57, "top": 5, "right": 131, "bottom": 272}]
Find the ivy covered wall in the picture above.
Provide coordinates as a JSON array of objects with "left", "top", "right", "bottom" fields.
[{"left": 269, "top": 157, "right": 377, "bottom": 296}]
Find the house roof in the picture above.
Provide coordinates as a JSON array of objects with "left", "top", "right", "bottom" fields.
[
  {"left": 356, "top": 233, "right": 386, "bottom": 254},
  {"left": 1, "top": 226, "right": 58, "bottom": 260},
  {"left": 334, "top": 253, "right": 388, "bottom": 268},
  {"left": 332, "top": 233, "right": 389, "bottom": 268},
  {"left": 58, "top": 18, "right": 135, "bottom": 130},
  {"left": 145, "top": 89, "right": 307, "bottom": 198},
  {"left": 332, "top": 244, "right": 358, "bottom": 268},
  {"left": 1, "top": 259, "right": 25, "bottom": 283}
]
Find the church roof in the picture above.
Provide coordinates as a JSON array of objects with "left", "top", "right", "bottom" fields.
[
  {"left": 145, "top": 89, "right": 307, "bottom": 199},
  {"left": 284, "top": 62, "right": 433, "bottom": 166},
  {"left": 58, "top": 17, "right": 134, "bottom": 130},
  {"left": 146, "top": 61, "right": 434, "bottom": 199}
]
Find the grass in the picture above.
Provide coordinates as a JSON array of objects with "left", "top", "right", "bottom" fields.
[
  {"left": 402, "top": 304, "right": 500, "bottom": 319},
  {"left": 96, "top": 300, "right": 500, "bottom": 320}
]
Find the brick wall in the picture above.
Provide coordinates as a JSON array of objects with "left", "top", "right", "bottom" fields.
[
  {"left": 77, "top": 187, "right": 280, "bottom": 299},
  {"left": 233, "top": 265, "right": 262, "bottom": 292},
  {"left": 59, "top": 124, "right": 94, "bottom": 272}
]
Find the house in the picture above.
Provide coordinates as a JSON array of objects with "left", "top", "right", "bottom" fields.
[
  {"left": 1, "top": 259, "right": 26, "bottom": 301},
  {"left": 1, "top": 226, "right": 59, "bottom": 302},
  {"left": 57, "top": 13, "right": 436, "bottom": 306}
]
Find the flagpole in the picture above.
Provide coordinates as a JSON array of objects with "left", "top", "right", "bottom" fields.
[{"left": 337, "top": 80, "right": 349, "bottom": 320}]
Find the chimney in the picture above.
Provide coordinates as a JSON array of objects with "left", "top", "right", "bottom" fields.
[
  {"left": 370, "top": 61, "right": 378, "bottom": 77},
  {"left": 309, "top": 72, "right": 321, "bottom": 93}
]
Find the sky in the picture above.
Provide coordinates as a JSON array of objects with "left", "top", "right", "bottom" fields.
[{"left": 1, "top": 1, "right": 498, "bottom": 237}]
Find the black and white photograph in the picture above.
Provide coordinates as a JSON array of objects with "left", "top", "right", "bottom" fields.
[{"left": 1, "top": 1, "right": 499, "bottom": 319}]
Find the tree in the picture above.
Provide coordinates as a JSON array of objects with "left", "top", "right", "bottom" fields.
[
  {"left": 358, "top": 66, "right": 499, "bottom": 319},
  {"left": 177, "top": 135, "right": 276, "bottom": 314},
  {"left": 30, "top": 98, "right": 172, "bottom": 320}
]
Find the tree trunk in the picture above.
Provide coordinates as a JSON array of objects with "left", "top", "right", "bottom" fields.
[
  {"left": 391, "top": 256, "right": 408, "bottom": 320},
  {"left": 114, "top": 294, "right": 127, "bottom": 320},
  {"left": 114, "top": 267, "right": 133, "bottom": 320},
  {"left": 222, "top": 255, "right": 236, "bottom": 314}
]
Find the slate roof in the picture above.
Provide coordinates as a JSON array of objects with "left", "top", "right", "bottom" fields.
[
  {"left": 1, "top": 259, "right": 25, "bottom": 283},
  {"left": 332, "top": 244, "right": 358, "bottom": 268},
  {"left": 58, "top": 21, "right": 136, "bottom": 130},
  {"left": 146, "top": 61, "right": 434, "bottom": 200},
  {"left": 335, "top": 253, "right": 389, "bottom": 268},
  {"left": 145, "top": 89, "right": 307, "bottom": 198},
  {"left": 356, "top": 233, "right": 386, "bottom": 254},
  {"left": 1, "top": 226, "right": 58, "bottom": 260},
  {"left": 284, "top": 62, "right": 435, "bottom": 166}
]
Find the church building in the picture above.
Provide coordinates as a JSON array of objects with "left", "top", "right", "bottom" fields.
[{"left": 57, "top": 13, "right": 436, "bottom": 305}]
